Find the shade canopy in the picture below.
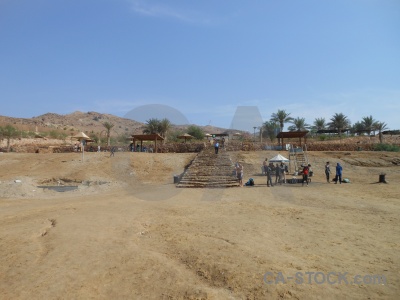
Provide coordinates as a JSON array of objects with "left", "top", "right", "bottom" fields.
[
  {"left": 72, "top": 132, "right": 91, "bottom": 141},
  {"left": 130, "top": 134, "right": 164, "bottom": 153},
  {"left": 177, "top": 133, "right": 193, "bottom": 143},
  {"left": 269, "top": 154, "right": 290, "bottom": 163},
  {"left": 131, "top": 134, "right": 164, "bottom": 141},
  {"left": 177, "top": 133, "right": 193, "bottom": 139}
]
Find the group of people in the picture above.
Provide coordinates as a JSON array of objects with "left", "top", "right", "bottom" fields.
[
  {"left": 129, "top": 143, "right": 153, "bottom": 153},
  {"left": 262, "top": 159, "right": 289, "bottom": 187},
  {"left": 325, "top": 162, "right": 343, "bottom": 184},
  {"left": 235, "top": 159, "right": 345, "bottom": 187}
]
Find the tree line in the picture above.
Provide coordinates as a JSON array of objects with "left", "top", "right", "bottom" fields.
[
  {"left": 0, "top": 111, "right": 393, "bottom": 152},
  {"left": 262, "top": 110, "right": 389, "bottom": 144}
]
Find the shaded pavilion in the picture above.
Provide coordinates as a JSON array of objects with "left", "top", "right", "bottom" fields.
[
  {"left": 71, "top": 132, "right": 93, "bottom": 162},
  {"left": 177, "top": 133, "right": 193, "bottom": 143},
  {"left": 130, "top": 134, "right": 164, "bottom": 153},
  {"left": 276, "top": 131, "right": 309, "bottom": 147}
]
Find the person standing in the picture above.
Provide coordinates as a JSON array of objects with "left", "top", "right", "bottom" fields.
[
  {"left": 235, "top": 162, "right": 244, "bottom": 187},
  {"left": 262, "top": 159, "right": 268, "bottom": 175},
  {"left": 302, "top": 164, "right": 309, "bottom": 186},
  {"left": 266, "top": 163, "right": 273, "bottom": 187},
  {"left": 280, "top": 163, "right": 287, "bottom": 184},
  {"left": 110, "top": 146, "right": 115, "bottom": 157},
  {"left": 275, "top": 163, "right": 281, "bottom": 185},
  {"left": 335, "top": 163, "right": 343, "bottom": 184},
  {"left": 214, "top": 140, "right": 219, "bottom": 154},
  {"left": 325, "top": 162, "right": 331, "bottom": 183}
]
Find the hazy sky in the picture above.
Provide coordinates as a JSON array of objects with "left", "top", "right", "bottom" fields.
[{"left": 1, "top": 0, "right": 399, "bottom": 131}]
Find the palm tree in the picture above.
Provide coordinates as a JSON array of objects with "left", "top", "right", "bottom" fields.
[
  {"left": 313, "top": 118, "right": 326, "bottom": 131},
  {"left": 361, "top": 115, "right": 376, "bottom": 137},
  {"left": 352, "top": 121, "right": 365, "bottom": 136},
  {"left": 142, "top": 118, "right": 160, "bottom": 135},
  {"left": 263, "top": 121, "right": 279, "bottom": 142},
  {"left": 102, "top": 122, "right": 115, "bottom": 146},
  {"left": 374, "top": 122, "right": 388, "bottom": 144},
  {"left": 159, "top": 118, "right": 171, "bottom": 141},
  {"left": 328, "top": 113, "right": 351, "bottom": 140},
  {"left": 288, "top": 117, "right": 309, "bottom": 132},
  {"left": 270, "top": 110, "right": 293, "bottom": 133},
  {"left": 1, "top": 125, "right": 19, "bottom": 152}
]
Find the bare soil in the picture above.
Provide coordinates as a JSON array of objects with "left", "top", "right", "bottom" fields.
[{"left": 0, "top": 150, "right": 399, "bottom": 299}]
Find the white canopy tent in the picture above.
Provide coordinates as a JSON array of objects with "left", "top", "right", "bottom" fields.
[{"left": 269, "top": 154, "right": 290, "bottom": 163}]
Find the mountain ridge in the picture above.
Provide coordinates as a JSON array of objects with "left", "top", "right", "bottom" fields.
[{"left": 0, "top": 111, "right": 235, "bottom": 136}]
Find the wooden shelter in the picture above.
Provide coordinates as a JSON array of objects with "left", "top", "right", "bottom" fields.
[
  {"left": 130, "top": 134, "right": 164, "bottom": 153},
  {"left": 71, "top": 132, "right": 92, "bottom": 162},
  {"left": 177, "top": 133, "right": 193, "bottom": 143},
  {"left": 276, "top": 131, "right": 309, "bottom": 146}
]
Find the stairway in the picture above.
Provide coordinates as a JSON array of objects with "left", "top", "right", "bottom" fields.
[
  {"left": 295, "top": 152, "right": 307, "bottom": 169},
  {"left": 288, "top": 145, "right": 309, "bottom": 172},
  {"left": 176, "top": 147, "right": 239, "bottom": 188}
]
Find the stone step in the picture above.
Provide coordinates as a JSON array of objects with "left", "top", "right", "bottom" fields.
[
  {"left": 177, "top": 182, "right": 239, "bottom": 188},
  {"left": 177, "top": 147, "right": 238, "bottom": 188}
]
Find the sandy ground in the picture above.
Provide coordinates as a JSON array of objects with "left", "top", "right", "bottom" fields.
[{"left": 0, "top": 150, "right": 399, "bottom": 299}]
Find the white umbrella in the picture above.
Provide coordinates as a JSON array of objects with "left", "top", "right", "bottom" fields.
[{"left": 269, "top": 154, "right": 290, "bottom": 162}]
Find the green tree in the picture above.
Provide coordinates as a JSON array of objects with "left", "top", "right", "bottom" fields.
[
  {"left": 187, "top": 125, "right": 204, "bottom": 140},
  {"left": 263, "top": 121, "right": 279, "bottom": 142},
  {"left": 102, "top": 122, "right": 115, "bottom": 146},
  {"left": 361, "top": 115, "right": 376, "bottom": 137},
  {"left": 374, "top": 121, "right": 388, "bottom": 144},
  {"left": 1, "top": 125, "right": 19, "bottom": 152},
  {"left": 288, "top": 117, "right": 309, "bottom": 132},
  {"left": 270, "top": 110, "right": 293, "bottom": 133},
  {"left": 313, "top": 118, "right": 326, "bottom": 131},
  {"left": 328, "top": 113, "right": 351, "bottom": 140},
  {"left": 159, "top": 118, "right": 171, "bottom": 142},
  {"left": 167, "top": 129, "right": 185, "bottom": 142},
  {"left": 352, "top": 121, "right": 365, "bottom": 136},
  {"left": 142, "top": 118, "right": 160, "bottom": 135}
]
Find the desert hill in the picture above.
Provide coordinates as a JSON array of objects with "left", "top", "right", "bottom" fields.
[
  {"left": 0, "top": 111, "right": 144, "bottom": 137},
  {"left": 0, "top": 111, "right": 236, "bottom": 137}
]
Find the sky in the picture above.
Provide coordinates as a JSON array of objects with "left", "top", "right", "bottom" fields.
[{"left": 1, "top": 0, "right": 399, "bottom": 132}]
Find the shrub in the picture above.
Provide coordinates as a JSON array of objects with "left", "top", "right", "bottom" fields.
[{"left": 373, "top": 144, "right": 400, "bottom": 152}]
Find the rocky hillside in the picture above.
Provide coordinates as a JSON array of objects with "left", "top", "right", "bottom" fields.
[
  {"left": 0, "top": 111, "right": 144, "bottom": 137},
  {"left": 0, "top": 111, "right": 240, "bottom": 137}
]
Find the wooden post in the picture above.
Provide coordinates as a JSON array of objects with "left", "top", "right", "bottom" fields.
[{"left": 155, "top": 136, "right": 157, "bottom": 153}]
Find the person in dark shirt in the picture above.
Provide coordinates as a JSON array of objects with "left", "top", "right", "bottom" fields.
[
  {"left": 335, "top": 163, "right": 343, "bottom": 184},
  {"left": 302, "top": 165, "right": 309, "bottom": 187}
]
